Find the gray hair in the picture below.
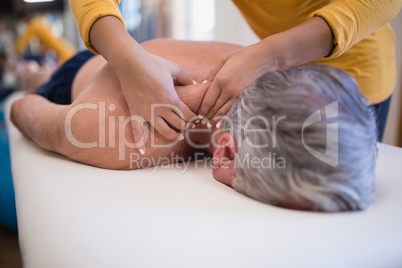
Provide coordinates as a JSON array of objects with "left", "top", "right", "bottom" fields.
[{"left": 221, "top": 63, "right": 377, "bottom": 212}]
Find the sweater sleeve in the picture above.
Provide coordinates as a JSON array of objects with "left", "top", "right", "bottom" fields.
[
  {"left": 69, "top": 0, "right": 125, "bottom": 54},
  {"left": 308, "top": 0, "right": 402, "bottom": 58}
]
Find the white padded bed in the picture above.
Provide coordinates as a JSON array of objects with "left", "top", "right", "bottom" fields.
[{"left": 5, "top": 92, "right": 402, "bottom": 268}]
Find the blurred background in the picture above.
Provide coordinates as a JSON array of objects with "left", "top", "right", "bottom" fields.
[
  {"left": 0, "top": 0, "right": 401, "bottom": 267},
  {"left": 0, "top": 0, "right": 400, "bottom": 145}
]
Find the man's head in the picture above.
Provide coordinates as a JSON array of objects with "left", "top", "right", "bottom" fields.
[{"left": 212, "top": 63, "right": 377, "bottom": 212}]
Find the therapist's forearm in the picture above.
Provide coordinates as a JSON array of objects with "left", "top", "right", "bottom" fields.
[
  {"left": 89, "top": 16, "right": 144, "bottom": 69},
  {"left": 261, "top": 17, "right": 335, "bottom": 71}
]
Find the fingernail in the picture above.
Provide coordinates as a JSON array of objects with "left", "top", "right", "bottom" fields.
[
  {"left": 206, "top": 122, "right": 212, "bottom": 128},
  {"left": 195, "top": 119, "right": 200, "bottom": 124},
  {"left": 216, "top": 120, "right": 222, "bottom": 129},
  {"left": 193, "top": 80, "right": 198, "bottom": 85},
  {"left": 179, "top": 134, "right": 184, "bottom": 141},
  {"left": 201, "top": 119, "right": 207, "bottom": 125},
  {"left": 198, "top": 114, "right": 203, "bottom": 119},
  {"left": 191, "top": 124, "right": 196, "bottom": 129},
  {"left": 201, "top": 80, "right": 207, "bottom": 84},
  {"left": 139, "top": 148, "right": 146, "bottom": 155}
]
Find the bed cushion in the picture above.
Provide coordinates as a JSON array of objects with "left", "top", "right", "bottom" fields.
[{"left": 5, "top": 92, "right": 402, "bottom": 268}]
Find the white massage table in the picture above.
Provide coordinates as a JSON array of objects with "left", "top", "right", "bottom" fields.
[{"left": 5, "top": 92, "right": 402, "bottom": 268}]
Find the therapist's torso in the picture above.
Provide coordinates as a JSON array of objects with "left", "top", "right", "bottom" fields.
[{"left": 232, "top": 0, "right": 397, "bottom": 104}]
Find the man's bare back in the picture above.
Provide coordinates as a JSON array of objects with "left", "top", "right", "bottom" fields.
[{"left": 12, "top": 39, "right": 242, "bottom": 169}]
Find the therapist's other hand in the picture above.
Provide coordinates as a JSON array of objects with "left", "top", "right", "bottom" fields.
[
  {"left": 199, "top": 42, "right": 274, "bottom": 123},
  {"left": 115, "top": 49, "right": 196, "bottom": 152},
  {"left": 199, "top": 16, "right": 335, "bottom": 124}
]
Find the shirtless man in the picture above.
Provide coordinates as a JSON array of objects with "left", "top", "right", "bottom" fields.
[
  {"left": 11, "top": 39, "right": 236, "bottom": 168},
  {"left": 11, "top": 39, "right": 377, "bottom": 212}
]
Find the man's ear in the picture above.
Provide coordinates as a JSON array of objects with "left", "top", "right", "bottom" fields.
[{"left": 212, "top": 132, "right": 238, "bottom": 186}]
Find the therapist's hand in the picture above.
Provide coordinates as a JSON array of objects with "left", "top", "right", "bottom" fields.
[
  {"left": 199, "top": 17, "right": 335, "bottom": 124},
  {"left": 115, "top": 49, "right": 196, "bottom": 149},
  {"left": 90, "top": 16, "right": 196, "bottom": 154},
  {"left": 198, "top": 42, "right": 273, "bottom": 122}
]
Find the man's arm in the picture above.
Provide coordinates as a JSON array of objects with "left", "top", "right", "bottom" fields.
[
  {"left": 10, "top": 94, "right": 171, "bottom": 170},
  {"left": 11, "top": 95, "right": 66, "bottom": 153},
  {"left": 11, "top": 94, "right": 130, "bottom": 169}
]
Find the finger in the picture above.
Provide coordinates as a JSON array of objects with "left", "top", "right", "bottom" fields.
[
  {"left": 207, "top": 65, "right": 221, "bottom": 83},
  {"left": 204, "top": 95, "right": 229, "bottom": 120},
  {"left": 162, "top": 109, "right": 186, "bottom": 131},
  {"left": 175, "top": 99, "right": 197, "bottom": 124},
  {"left": 207, "top": 56, "right": 228, "bottom": 82},
  {"left": 198, "top": 81, "right": 221, "bottom": 116},
  {"left": 172, "top": 65, "right": 193, "bottom": 86},
  {"left": 153, "top": 117, "right": 184, "bottom": 141},
  {"left": 209, "top": 100, "right": 234, "bottom": 127},
  {"left": 131, "top": 120, "right": 146, "bottom": 155}
]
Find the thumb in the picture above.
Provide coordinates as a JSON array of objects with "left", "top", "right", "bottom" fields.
[
  {"left": 208, "top": 55, "right": 229, "bottom": 82},
  {"left": 172, "top": 66, "right": 193, "bottom": 86}
]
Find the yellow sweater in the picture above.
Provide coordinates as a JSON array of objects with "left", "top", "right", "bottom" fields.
[
  {"left": 69, "top": 0, "right": 402, "bottom": 104},
  {"left": 15, "top": 17, "right": 75, "bottom": 63}
]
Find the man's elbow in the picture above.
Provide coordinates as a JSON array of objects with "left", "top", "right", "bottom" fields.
[
  {"left": 10, "top": 98, "right": 27, "bottom": 134},
  {"left": 10, "top": 95, "right": 64, "bottom": 153}
]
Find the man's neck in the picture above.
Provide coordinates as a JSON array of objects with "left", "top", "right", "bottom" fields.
[
  {"left": 186, "top": 125, "right": 221, "bottom": 156},
  {"left": 175, "top": 82, "right": 221, "bottom": 156}
]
